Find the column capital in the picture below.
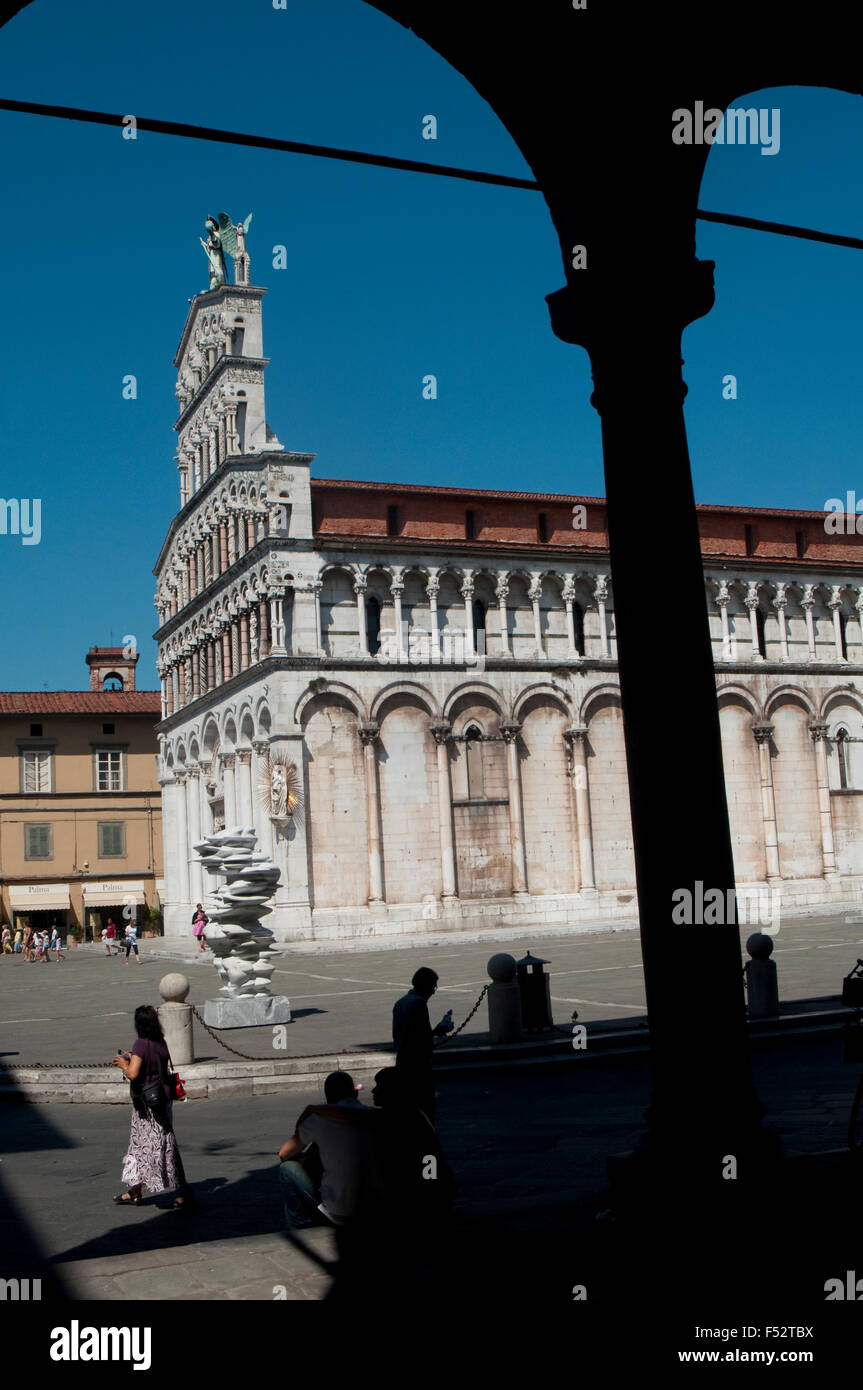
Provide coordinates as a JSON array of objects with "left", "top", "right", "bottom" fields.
[
  {"left": 828, "top": 585, "right": 845, "bottom": 611},
  {"left": 426, "top": 575, "right": 440, "bottom": 598},
  {"left": 751, "top": 722, "right": 774, "bottom": 745},
  {"left": 357, "top": 720, "right": 380, "bottom": 746},
  {"left": 236, "top": 748, "right": 252, "bottom": 766},
  {"left": 499, "top": 720, "right": 522, "bottom": 744},
  {"left": 562, "top": 578, "right": 577, "bottom": 603},
  {"left": 744, "top": 581, "right": 761, "bottom": 611},
  {"left": 251, "top": 738, "right": 270, "bottom": 755},
  {"left": 353, "top": 572, "right": 368, "bottom": 594},
  {"left": 772, "top": 582, "right": 788, "bottom": 608},
  {"left": 219, "top": 752, "right": 236, "bottom": 769},
  {"left": 593, "top": 574, "right": 609, "bottom": 601},
  {"left": 429, "top": 719, "right": 453, "bottom": 745},
  {"left": 527, "top": 577, "right": 542, "bottom": 601},
  {"left": 809, "top": 721, "right": 830, "bottom": 742},
  {"left": 563, "top": 724, "right": 589, "bottom": 745}
]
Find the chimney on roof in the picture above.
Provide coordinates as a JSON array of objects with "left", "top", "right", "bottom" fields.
[{"left": 86, "top": 646, "right": 138, "bottom": 693}]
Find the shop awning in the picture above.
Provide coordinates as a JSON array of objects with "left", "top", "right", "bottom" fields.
[
  {"left": 82, "top": 880, "right": 146, "bottom": 906},
  {"left": 9, "top": 883, "right": 71, "bottom": 911}
]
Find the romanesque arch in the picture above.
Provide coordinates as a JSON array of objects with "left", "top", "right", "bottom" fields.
[{"left": 299, "top": 691, "right": 369, "bottom": 909}]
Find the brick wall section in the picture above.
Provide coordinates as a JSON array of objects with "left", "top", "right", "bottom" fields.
[
  {"left": 520, "top": 701, "right": 576, "bottom": 894},
  {"left": 771, "top": 704, "right": 823, "bottom": 879},
  {"left": 719, "top": 702, "right": 766, "bottom": 882},
  {"left": 378, "top": 701, "right": 441, "bottom": 904},
  {"left": 310, "top": 480, "right": 863, "bottom": 566},
  {"left": 302, "top": 699, "right": 368, "bottom": 908},
  {"left": 586, "top": 702, "right": 636, "bottom": 890}
]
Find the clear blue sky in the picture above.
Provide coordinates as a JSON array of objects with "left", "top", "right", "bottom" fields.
[{"left": 0, "top": 0, "right": 861, "bottom": 689}]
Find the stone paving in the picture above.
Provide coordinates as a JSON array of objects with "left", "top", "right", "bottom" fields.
[
  {"left": 2, "top": 908, "right": 862, "bottom": 1067},
  {"left": 2, "top": 1034, "right": 861, "bottom": 1301}
]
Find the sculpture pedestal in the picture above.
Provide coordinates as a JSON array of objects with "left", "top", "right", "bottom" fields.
[{"left": 203, "top": 994, "right": 292, "bottom": 1029}]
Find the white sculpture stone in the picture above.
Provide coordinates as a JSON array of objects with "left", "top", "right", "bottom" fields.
[{"left": 195, "top": 825, "right": 291, "bottom": 1028}]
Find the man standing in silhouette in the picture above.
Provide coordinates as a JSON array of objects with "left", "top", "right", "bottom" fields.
[{"left": 392, "top": 967, "right": 453, "bottom": 1124}]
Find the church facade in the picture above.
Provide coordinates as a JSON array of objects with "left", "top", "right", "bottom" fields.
[{"left": 154, "top": 254, "right": 863, "bottom": 942}]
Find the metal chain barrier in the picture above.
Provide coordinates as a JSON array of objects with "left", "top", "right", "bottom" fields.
[
  {"left": 27, "top": 990, "right": 496, "bottom": 1069},
  {"left": 435, "top": 984, "right": 489, "bottom": 1045}
]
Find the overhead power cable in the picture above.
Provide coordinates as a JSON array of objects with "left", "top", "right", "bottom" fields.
[{"left": 2, "top": 97, "right": 862, "bottom": 251}]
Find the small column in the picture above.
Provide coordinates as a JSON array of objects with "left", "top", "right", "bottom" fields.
[
  {"left": 500, "top": 721, "right": 529, "bottom": 899},
  {"left": 745, "top": 582, "right": 762, "bottom": 660},
  {"left": 358, "top": 721, "right": 384, "bottom": 903},
  {"left": 564, "top": 726, "right": 596, "bottom": 893},
  {"left": 429, "top": 720, "right": 457, "bottom": 900},
  {"left": 801, "top": 584, "right": 818, "bottom": 662},
  {"left": 159, "top": 670, "right": 168, "bottom": 720},
  {"left": 715, "top": 580, "right": 733, "bottom": 660},
  {"left": 221, "top": 624, "right": 233, "bottom": 681},
  {"left": 809, "top": 722, "right": 839, "bottom": 878},
  {"left": 594, "top": 574, "right": 610, "bottom": 659},
  {"left": 236, "top": 749, "right": 254, "bottom": 826},
  {"left": 214, "top": 629, "right": 223, "bottom": 685},
  {"left": 258, "top": 593, "right": 270, "bottom": 657},
  {"left": 186, "top": 764, "right": 203, "bottom": 906},
  {"left": 230, "top": 617, "right": 240, "bottom": 676},
  {"left": 219, "top": 522, "right": 229, "bottom": 575},
  {"left": 427, "top": 574, "right": 441, "bottom": 662},
  {"left": 269, "top": 588, "right": 287, "bottom": 656},
  {"left": 206, "top": 638, "right": 215, "bottom": 692},
  {"left": 829, "top": 586, "right": 847, "bottom": 662},
  {"left": 461, "top": 572, "right": 476, "bottom": 660},
  {"left": 220, "top": 753, "right": 237, "bottom": 829},
  {"left": 239, "top": 608, "right": 250, "bottom": 671},
  {"left": 251, "top": 739, "right": 274, "bottom": 860},
  {"left": 753, "top": 723, "right": 781, "bottom": 883},
  {"left": 856, "top": 589, "right": 863, "bottom": 663},
  {"left": 495, "top": 574, "right": 510, "bottom": 656},
  {"left": 312, "top": 579, "right": 324, "bottom": 657},
  {"left": 246, "top": 514, "right": 256, "bottom": 550},
  {"left": 175, "top": 772, "right": 191, "bottom": 908},
  {"left": 249, "top": 608, "right": 259, "bottom": 663},
  {"left": 562, "top": 578, "right": 579, "bottom": 659},
  {"left": 773, "top": 582, "right": 789, "bottom": 661},
  {"left": 528, "top": 576, "right": 544, "bottom": 659},
  {"left": 354, "top": 573, "right": 369, "bottom": 655},
  {"left": 390, "top": 571, "right": 406, "bottom": 663}
]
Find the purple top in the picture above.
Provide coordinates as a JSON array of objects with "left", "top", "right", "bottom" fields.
[{"left": 131, "top": 1037, "right": 171, "bottom": 1104}]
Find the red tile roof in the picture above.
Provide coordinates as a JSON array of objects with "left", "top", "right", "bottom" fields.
[{"left": 0, "top": 693, "right": 161, "bottom": 715}]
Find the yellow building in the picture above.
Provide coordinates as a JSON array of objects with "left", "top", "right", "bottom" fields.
[{"left": 0, "top": 647, "right": 163, "bottom": 942}]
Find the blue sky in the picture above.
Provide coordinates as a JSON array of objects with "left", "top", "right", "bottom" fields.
[{"left": 0, "top": 0, "right": 861, "bottom": 688}]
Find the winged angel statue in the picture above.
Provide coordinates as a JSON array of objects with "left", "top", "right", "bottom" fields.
[{"left": 200, "top": 212, "right": 253, "bottom": 289}]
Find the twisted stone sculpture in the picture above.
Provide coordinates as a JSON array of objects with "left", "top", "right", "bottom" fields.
[{"left": 194, "top": 825, "right": 291, "bottom": 1027}]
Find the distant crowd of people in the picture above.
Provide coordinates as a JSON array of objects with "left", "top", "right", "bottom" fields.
[
  {"left": 1, "top": 917, "right": 142, "bottom": 962},
  {"left": 1, "top": 923, "right": 63, "bottom": 961}
]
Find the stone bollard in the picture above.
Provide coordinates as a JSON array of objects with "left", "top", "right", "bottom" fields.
[
  {"left": 486, "top": 953, "right": 523, "bottom": 1043},
  {"left": 158, "top": 973, "right": 195, "bottom": 1065},
  {"left": 745, "top": 933, "right": 779, "bottom": 1019}
]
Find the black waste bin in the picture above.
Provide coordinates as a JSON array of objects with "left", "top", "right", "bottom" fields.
[{"left": 516, "top": 951, "right": 552, "bottom": 1030}]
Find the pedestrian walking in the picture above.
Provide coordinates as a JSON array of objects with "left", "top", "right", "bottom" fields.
[
  {"left": 21, "top": 925, "right": 32, "bottom": 961},
  {"left": 391, "top": 968, "right": 454, "bottom": 1124},
  {"left": 49, "top": 924, "right": 64, "bottom": 961},
  {"left": 13, "top": 925, "right": 22, "bottom": 953},
  {"left": 1, "top": 926, "right": 12, "bottom": 955},
  {"left": 191, "top": 903, "right": 209, "bottom": 953},
  {"left": 124, "top": 919, "right": 140, "bottom": 965},
  {"left": 105, "top": 918, "right": 121, "bottom": 955},
  {"left": 112, "top": 1004, "right": 192, "bottom": 1209}
]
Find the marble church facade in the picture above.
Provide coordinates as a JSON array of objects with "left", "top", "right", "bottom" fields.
[{"left": 154, "top": 270, "right": 863, "bottom": 942}]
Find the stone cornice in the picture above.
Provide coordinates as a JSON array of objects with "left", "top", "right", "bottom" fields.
[
  {"left": 174, "top": 355, "right": 269, "bottom": 434},
  {"left": 173, "top": 283, "right": 266, "bottom": 368},
  {"left": 153, "top": 452, "right": 315, "bottom": 577}
]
